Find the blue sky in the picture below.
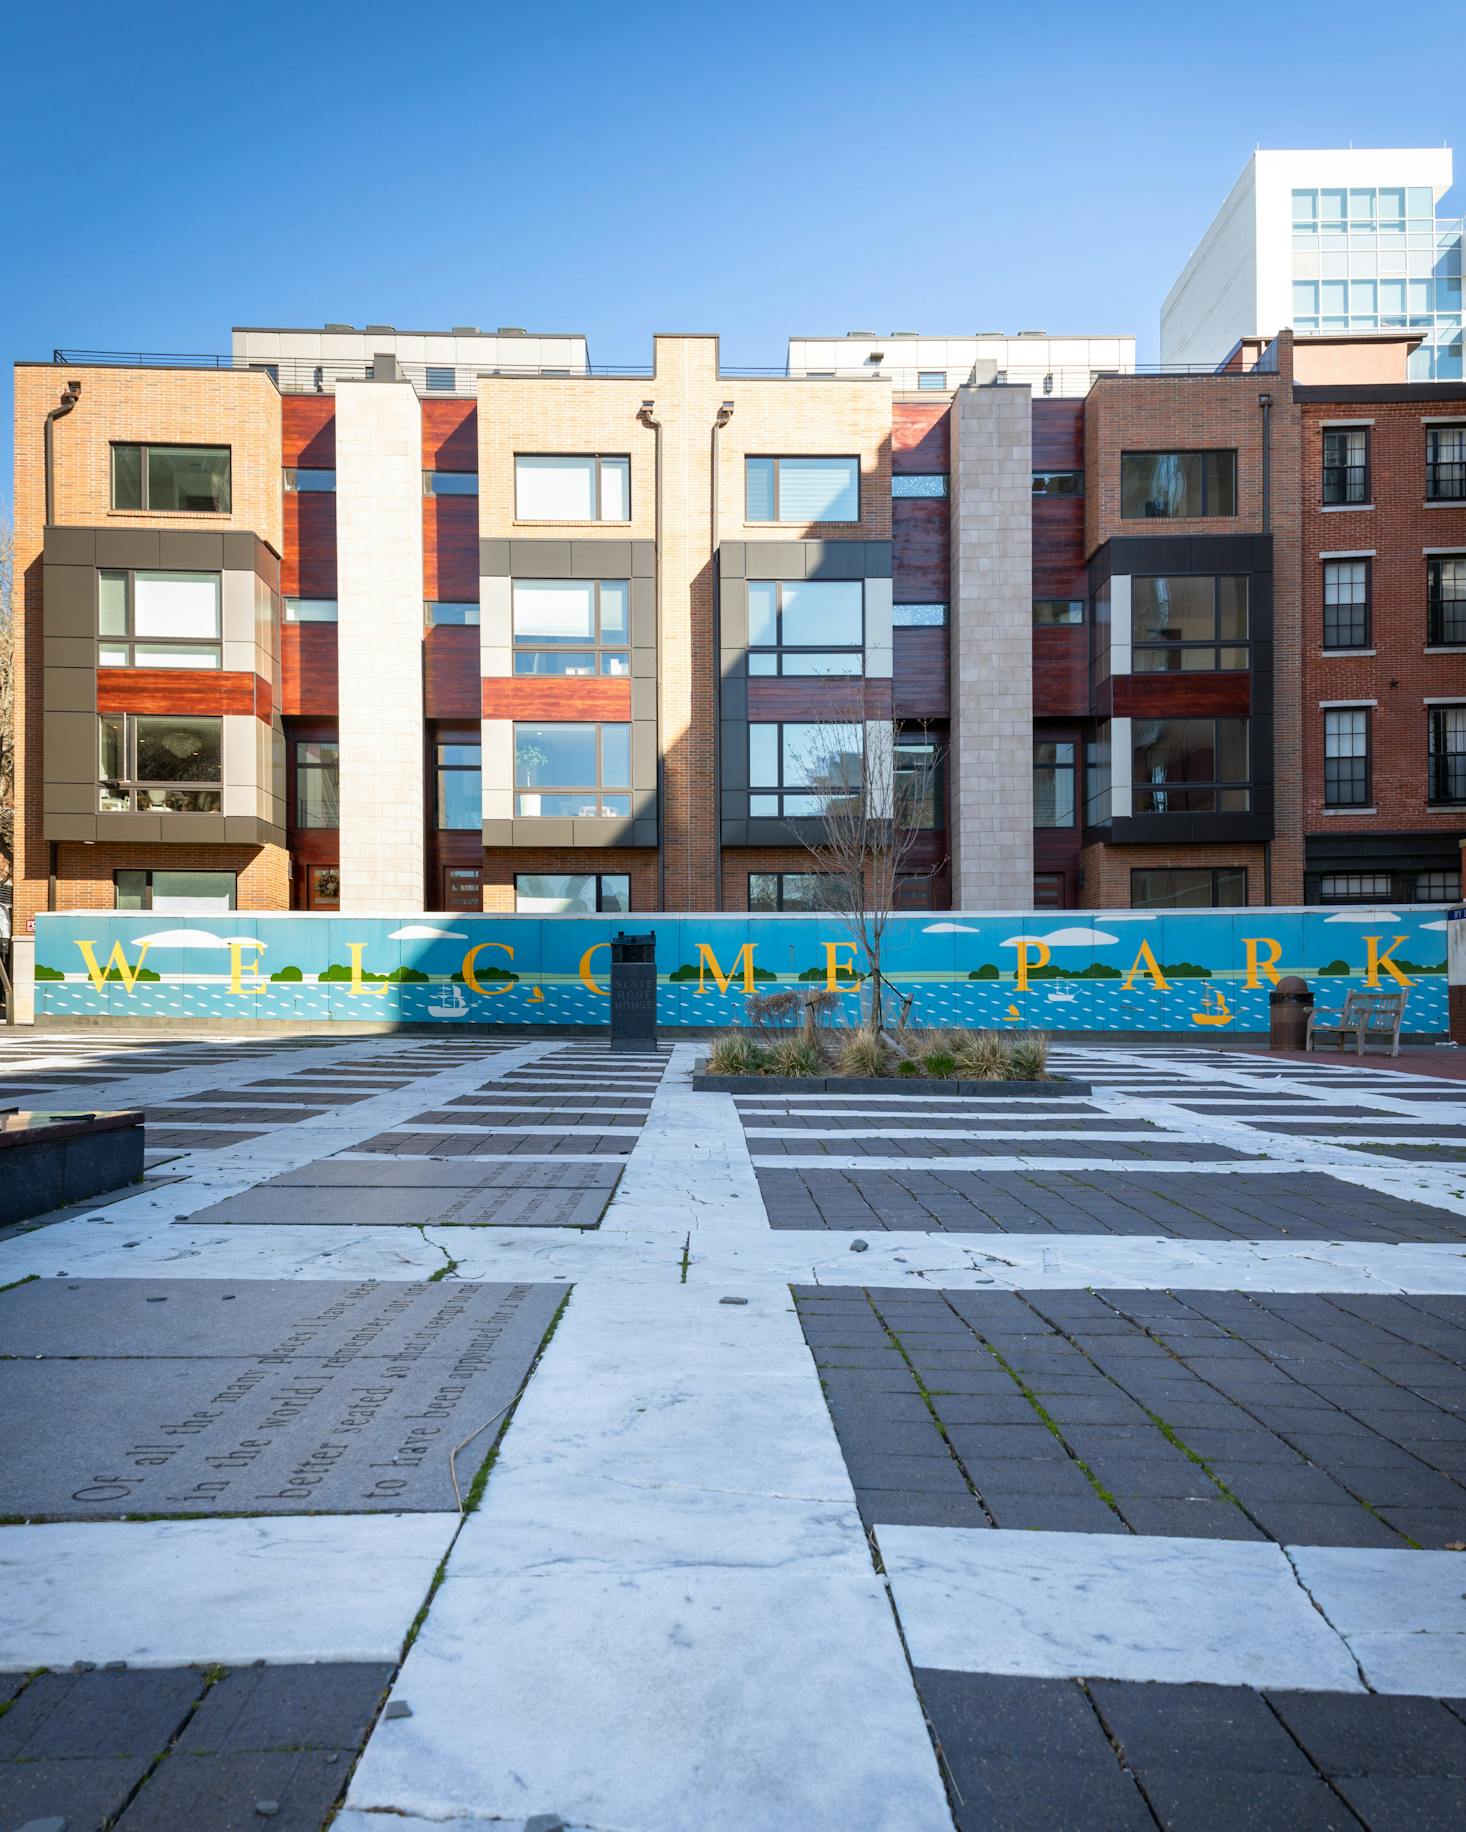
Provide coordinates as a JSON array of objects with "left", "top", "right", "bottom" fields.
[{"left": 3, "top": 0, "right": 1463, "bottom": 503}]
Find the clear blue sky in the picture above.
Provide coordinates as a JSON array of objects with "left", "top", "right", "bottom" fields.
[{"left": 3, "top": 0, "right": 1462, "bottom": 504}]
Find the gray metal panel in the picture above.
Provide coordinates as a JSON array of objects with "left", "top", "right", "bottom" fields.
[
  {"left": 721, "top": 790, "right": 747, "bottom": 820},
  {"left": 721, "top": 578, "right": 749, "bottom": 651},
  {"left": 159, "top": 531, "right": 225, "bottom": 570},
  {"left": 722, "top": 677, "right": 747, "bottom": 720},
  {"left": 864, "top": 541, "right": 893, "bottom": 579},
  {"left": 512, "top": 538, "right": 572, "bottom": 577},
  {"left": 629, "top": 577, "right": 656, "bottom": 646},
  {"left": 722, "top": 817, "right": 748, "bottom": 847},
  {"left": 252, "top": 538, "right": 281, "bottom": 588},
  {"left": 631, "top": 722, "right": 658, "bottom": 792},
  {"left": 43, "top": 713, "right": 96, "bottom": 782},
  {"left": 223, "top": 816, "right": 262, "bottom": 844},
  {"left": 42, "top": 563, "right": 96, "bottom": 638},
  {"left": 160, "top": 813, "right": 229, "bottom": 843},
  {"left": 221, "top": 532, "right": 259, "bottom": 572},
  {"left": 44, "top": 667, "right": 96, "bottom": 714},
  {"left": 95, "top": 529, "right": 161, "bottom": 569},
  {"left": 97, "top": 812, "right": 163, "bottom": 842},
  {"left": 633, "top": 817, "right": 658, "bottom": 847},
  {"left": 43, "top": 636, "right": 96, "bottom": 670},
  {"left": 631, "top": 541, "right": 656, "bottom": 577},
  {"left": 719, "top": 542, "right": 745, "bottom": 579},
  {"left": 723, "top": 724, "right": 748, "bottom": 787},
  {"left": 570, "top": 816, "right": 638, "bottom": 848},
  {"left": 631, "top": 675, "right": 657, "bottom": 721},
  {"left": 482, "top": 818, "right": 513, "bottom": 847},
  {"left": 512, "top": 816, "right": 575, "bottom": 847},
  {"left": 805, "top": 541, "right": 866, "bottom": 580},
  {"left": 43, "top": 527, "right": 96, "bottom": 566},
  {"left": 572, "top": 540, "right": 631, "bottom": 578},
  {"left": 480, "top": 537, "right": 511, "bottom": 577},
  {"left": 42, "top": 813, "right": 98, "bottom": 842},
  {"left": 43, "top": 782, "right": 99, "bottom": 816}
]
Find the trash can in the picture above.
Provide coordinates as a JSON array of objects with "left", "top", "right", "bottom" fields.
[
  {"left": 1269, "top": 975, "right": 1313, "bottom": 1052},
  {"left": 609, "top": 930, "right": 658, "bottom": 1051}
]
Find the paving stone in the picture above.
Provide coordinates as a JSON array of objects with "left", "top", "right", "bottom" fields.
[
  {"left": 112, "top": 1748, "right": 349, "bottom": 1831},
  {"left": 190, "top": 1184, "right": 614, "bottom": 1227},
  {"left": 1266, "top": 1689, "right": 1466, "bottom": 1777},
  {"left": 1135, "top": 1767, "right": 1364, "bottom": 1830},
  {"left": 1331, "top": 1775, "right": 1466, "bottom": 1830},
  {"left": 178, "top": 1664, "right": 393, "bottom": 1755},
  {"left": 946, "top": 1755, "right": 1154, "bottom": 1831},
  {"left": 0, "top": 1669, "right": 202, "bottom": 1760},
  {"left": 0, "top": 1755, "right": 154, "bottom": 1829},
  {"left": 1089, "top": 1679, "right": 1312, "bottom": 1773},
  {"left": 856, "top": 1492, "right": 992, "bottom": 1530},
  {"left": 916, "top": 1671, "right": 1115, "bottom": 1764}
]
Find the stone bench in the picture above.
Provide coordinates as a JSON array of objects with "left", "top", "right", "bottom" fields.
[{"left": 0, "top": 1109, "right": 145, "bottom": 1226}]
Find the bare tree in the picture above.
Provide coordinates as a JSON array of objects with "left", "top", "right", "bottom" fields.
[
  {"left": 786, "top": 698, "right": 945, "bottom": 1033},
  {"left": 0, "top": 509, "right": 13, "bottom": 881}
]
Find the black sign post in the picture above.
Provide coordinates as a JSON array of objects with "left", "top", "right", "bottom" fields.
[{"left": 609, "top": 930, "right": 658, "bottom": 1051}]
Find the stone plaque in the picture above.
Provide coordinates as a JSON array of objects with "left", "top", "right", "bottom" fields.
[{"left": 609, "top": 930, "right": 659, "bottom": 1051}]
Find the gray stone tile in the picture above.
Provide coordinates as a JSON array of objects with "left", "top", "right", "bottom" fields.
[
  {"left": 916, "top": 1671, "right": 1114, "bottom": 1764},
  {"left": 1331, "top": 1776, "right": 1466, "bottom": 1832},
  {"left": 113, "top": 1747, "right": 348, "bottom": 1831},
  {"left": 1266, "top": 1690, "right": 1466, "bottom": 1778},
  {"left": 177, "top": 1663, "right": 392, "bottom": 1755},
  {"left": 1090, "top": 1680, "right": 1310, "bottom": 1773},
  {"left": 0, "top": 1669, "right": 202, "bottom": 1760},
  {"left": 0, "top": 1754, "right": 153, "bottom": 1829},
  {"left": 1137, "top": 1768, "right": 1364, "bottom": 1831}
]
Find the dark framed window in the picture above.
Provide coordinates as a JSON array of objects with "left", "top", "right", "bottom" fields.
[
  {"left": 1132, "top": 718, "right": 1250, "bottom": 814},
  {"left": 514, "top": 722, "right": 629, "bottom": 817},
  {"left": 892, "top": 474, "right": 948, "bottom": 498},
  {"left": 1130, "top": 867, "right": 1247, "bottom": 910},
  {"left": 1131, "top": 575, "right": 1249, "bottom": 671},
  {"left": 98, "top": 568, "right": 221, "bottom": 669},
  {"left": 1120, "top": 451, "right": 1236, "bottom": 519},
  {"left": 115, "top": 869, "right": 237, "bottom": 912},
  {"left": 917, "top": 371, "right": 947, "bottom": 391},
  {"left": 1416, "top": 870, "right": 1460, "bottom": 902},
  {"left": 515, "top": 873, "right": 630, "bottom": 914},
  {"left": 1032, "top": 470, "right": 1083, "bottom": 496},
  {"left": 1428, "top": 555, "right": 1466, "bottom": 645},
  {"left": 424, "top": 366, "right": 457, "bottom": 393},
  {"left": 748, "top": 720, "right": 862, "bottom": 818},
  {"left": 515, "top": 454, "right": 629, "bottom": 521},
  {"left": 1033, "top": 599, "right": 1084, "bottom": 626},
  {"left": 283, "top": 468, "right": 336, "bottom": 492},
  {"left": 1034, "top": 741, "right": 1076, "bottom": 827},
  {"left": 1426, "top": 425, "right": 1466, "bottom": 502},
  {"left": 111, "top": 443, "right": 231, "bottom": 513},
  {"left": 1323, "top": 707, "right": 1371, "bottom": 807},
  {"left": 512, "top": 580, "right": 628, "bottom": 676},
  {"left": 748, "top": 580, "right": 862, "bottom": 675},
  {"left": 99, "top": 714, "right": 222, "bottom": 813},
  {"left": 1322, "top": 428, "right": 1370, "bottom": 505},
  {"left": 423, "top": 471, "right": 478, "bottom": 496},
  {"left": 894, "top": 733, "right": 942, "bottom": 830},
  {"left": 294, "top": 740, "right": 339, "bottom": 828},
  {"left": 745, "top": 456, "right": 859, "bottom": 523},
  {"left": 436, "top": 735, "right": 482, "bottom": 829},
  {"left": 426, "top": 602, "right": 480, "bottom": 627},
  {"left": 285, "top": 598, "right": 338, "bottom": 622},
  {"left": 1428, "top": 704, "right": 1466, "bottom": 805},
  {"left": 748, "top": 872, "right": 841, "bottom": 912},
  {"left": 893, "top": 602, "right": 947, "bottom": 626},
  {"left": 1318, "top": 873, "right": 1392, "bottom": 903},
  {"left": 1322, "top": 560, "right": 1371, "bottom": 649}
]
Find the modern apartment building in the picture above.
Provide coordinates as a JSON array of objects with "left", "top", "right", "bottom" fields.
[
  {"left": 786, "top": 332, "right": 1135, "bottom": 397},
  {"left": 1162, "top": 148, "right": 1463, "bottom": 379}
]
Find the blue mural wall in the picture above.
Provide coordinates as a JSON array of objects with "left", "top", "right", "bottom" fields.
[{"left": 30, "top": 907, "right": 1453, "bottom": 1032}]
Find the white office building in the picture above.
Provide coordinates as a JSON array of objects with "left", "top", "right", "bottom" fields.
[{"left": 785, "top": 332, "right": 1135, "bottom": 398}]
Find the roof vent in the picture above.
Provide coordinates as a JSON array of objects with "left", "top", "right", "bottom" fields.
[
  {"left": 977, "top": 330, "right": 1004, "bottom": 337},
  {"left": 451, "top": 325, "right": 480, "bottom": 335},
  {"left": 1017, "top": 329, "right": 1047, "bottom": 338},
  {"left": 497, "top": 326, "right": 527, "bottom": 336},
  {"left": 846, "top": 330, "right": 876, "bottom": 338},
  {"left": 324, "top": 323, "right": 354, "bottom": 332},
  {"left": 891, "top": 330, "right": 919, "bottom": 338},
  {"left": 365, "top": 324, "right": 394, "bottom": 334}
]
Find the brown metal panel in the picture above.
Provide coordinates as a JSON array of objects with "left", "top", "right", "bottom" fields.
[
  {"left": 282, "top": 396, "right": 336, "bottom": 468},
  {"left": 424, "top": 627, "right": 482, "bottom": 719},
  {"left": 422, "top": 400, "right": 477, "bottom": 471},
  {"left": 892, "top": 499, "right": 949, "bottom": 600},
  {"left": 1032, "top": 628, "right": 1090, "bottom": 716},
  {"left": 482, "top": 677, "right": 634, "bottom": 720},
  {"left": 1031, "top": 398, "right": 1084, "bottom": 469},
  {"left": 1112, "top": 672, "right": 1252, "bottom": 717},
  {"left": 281, "top": 494, "right": 337, "bottom": 599},
  {"left": 745, "top": 677, "right": 892, "bottom": 719},
  {"left": 1031, "top": 497, "right": 1087, "bottom": 600},
  {"left": 423, "top": 497, "right": 479, "bottom": 603},
  {"left": 892, "top": 402, "right": 950, "bottom": 472},
  {"left": 280, "top": 625, "right": 339, "bottom": 715},
  {"left": 891, "top": 628, "right": 950, "bottom": 718},
  {"left": 95, "top": 670, "right": 264, "bottom": 716}
]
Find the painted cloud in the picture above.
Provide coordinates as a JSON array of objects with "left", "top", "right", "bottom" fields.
[
  {"left": 131, "top": 930, "right": 260, "bottom": 951},
  {"left": 387, "top": 925, "right": 470, "bottom": 941},
  {"left": 1001, "top": 926, "right": 1121, "bottom": 949},
  {"left": 1322, "top": 909, "right": 1399, "bottom": 924},
  {"left": 922, "top": 921, "right": 980, "bottom": 934}
]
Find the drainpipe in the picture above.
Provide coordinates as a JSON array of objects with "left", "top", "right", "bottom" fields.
[
  {"left": 43, "top": 378, "right": 82, "bottom": 528},
  {"left": 710, "top": 401, "right": 734, "bottom": 910},
  {"left": 1258, "top": 389, "right": 1273, "bottom": 903},
  {"left": 636, "top": 401, "right": 664, "bottom": 909}
]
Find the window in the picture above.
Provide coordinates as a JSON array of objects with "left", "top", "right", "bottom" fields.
[
  {"left": 1426, "top": 426, "right": 1466, "bottom": 502},
  {"left": 894, "top": 734, "right": 941, "bottom": 830},
  {"left": 295, "top": 741, "right": 339, "bottom": 828},
  {"left": 512, "top": 580, "right": 629, "bottom": 677},
  {"left": 917, "top": 372, "right": 947, "bottom": 391},
  {"left": 1320, "top": 874, "right": 1392, "bottom": 903},
  {"left": 748, "top": 721, "right": 862, "bottom": 818},
  {"left": 893, "top": 603, "right": 947, "bottom": 626},
  {"left": 98, "top": 714, "right": 222, "bottom": 813},
  {"left": 745, "top": 456, "right": 858, "bottom": 523},
  {"left": 1323, "top": 560, "right": 1370, "bottom": 649},
  {"left": 1322, "top": 429, "right": 1369, "bottom": 505},
  {"left": 423, "top": 471, "right": 479, "bottom": 496},
  {"left": 1033, "top": 872, "right": 1065, "bottom": 909},
  {"left": 748, "top": 872, "right": 842, "bottom": 912},
  {"left": 516, "top": 873, "right": 630, "bottom": 914},
  {"left": 114, "top": 869, "right": 236, "bottom": 913},
  {"left": 425, "top": 366, "right": 456, "bottom": 393},
  {"left": 1429, "top": 705, "right": 1466, "bottom": 804},
  {"left": 892, "top": 474, "right": 948, "bottom": 498},
  {"left": 1416, "top": 870, "right": 1459, "bottom": 902},
  {"left": 1120, "top": 451, "right": 1236, "bottom": 519},
  {"left": 426, "top": 602, "right": 480, "bottom": 627},
  {"left": 283, "top": 468, "right": 336, "bottom": 492},
  {"left": 1428, "top": 556, "right": 1466, "bottom": 644},
  {"left": 1034, "top": 599, "right": 1084, "bottom": 626},
  {"left": 285, "top": 598, "right": 338, "bottom": 622},
  {"left": 514, "top": 723, "right": 630, "bottom": 817},
  {"left": 436, "top": 738, "right": 482, "bottom": 829},
  {"left": 1034, "top": 741, "right": 1076, "bottom": 827},
  {"left": 1032, "top": 471, "right": 1083, "bottom": 496},
  {"left": 1130, "top": 868, "right": 1247, "bottom": 910},
  {"left": 111, "top": 444, "right": 231, "bottom": 513},
  {"left": 748, "top": 580, "right": 862, "bottom": 675},
  {"left": 1323, "top": 708, "right": 1371, "bottom": 807},
  {"left": 515, "top": 455, "right": 629, "bottom": 521},
  {"left": 1132, "top": 718, "right": 1250, "bottom": 814},
  {"left": 1131, "top": 576, "right": 1249, "bottom": 671},
  {"left": 98, "top": 569, "right": 221, "bottom": 668}
]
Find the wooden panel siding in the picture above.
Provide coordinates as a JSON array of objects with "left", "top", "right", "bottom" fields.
[
  {"left": 1112, "top": 672, "right": 1252, "bottom": 717},
  {"left": 96, "top": 670, "right": 268, "bottom": 717},
  {"left": 422, "top": 400, "right": 477, "bottom": 471},
  {"left": 746, "top": 676, "right": 893, "bottom": 720},
  {"left": 281, "top": 493, "right": 337, "bottom": 599},
  {"left": 423, "top": 497, "right": 479, "bottom": 603},
  {"left": 1032, "top": 627, "right": 1089, "bottom": 716},
  {"left": 892, "top": 627, "right": 950, "bottom": 718},
  {"left": 281, "top": 396, "right": 336, "bottom": 468},
  {"left": 892, "top": 499, "right": 949, "bottom": 601},
  {"left": 892, "top": 402, "right": 950, "bottom": 472},
  {"left": 424, "top": 627, "right": 482, "bottom": 720},
  {"left": 1031, "top": 398, "right": 1084, "bottom": 470},
  {"left": 482, "top": 677, "right": 632, "bottom": 720},
  {"left": 1031, "top": 496, "right": 1087, "bottom": 600},
  {"left": 280, "top": 625, "right": 339, "bottom": 715}
]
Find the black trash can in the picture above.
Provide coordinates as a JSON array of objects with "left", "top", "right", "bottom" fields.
[
  {"left": 609, "top": 930, "right": 658, "bottom": 1051},
  {"left": 1269, "top": 975, "right": 1313, "bottom": 1052}
]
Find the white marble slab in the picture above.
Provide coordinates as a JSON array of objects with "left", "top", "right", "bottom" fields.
[
  {"left": 1289, "top": 1544, "right": 1466, "bottom": 1695},
  {"left": 0, "top": 1514, "right": 457, "bottom": 1669},
  {"left": 877, "top": 1526, "right": 1365, "bottom": 1692}
]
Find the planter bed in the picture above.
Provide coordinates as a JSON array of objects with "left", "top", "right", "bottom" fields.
[
  {"left": 0, "top": 1109, "right": 145, "bottom": 1227},
  {"left": 691, "top": 1071, "right": 1091, "bottom": 1097}
]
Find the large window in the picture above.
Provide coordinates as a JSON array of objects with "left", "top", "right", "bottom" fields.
[
  {"left": 112, "top": 444, "right": 231, "bottom": 513},
  {"left": 512, "top": 580, "right": 629, "bottom": 676},
  {"left": 1120, "top": 451, "right": 1236, "bottom": 519},
  {"left": 1033, "top": 599, "right": 1084, "bottom": 626},
  {"left": 745, "top": 457, "right": 858, "bottom": 523},
  {"left": 1132, "top": 718, "right": 1250, "bottom": 814},
  {"left": 748, "top": 721, "right": 862, "bottom": 818},
  {"left": 294, "top": 740, "right": 339, "bottom": 828},
  {"left": 894, "top": 733, "right": 941, "bottom": 830},
  {"left": 747, "top": 580, "right": 862, "bottom": 675},
  {"left": 514, "top": 723, "right": 630, "bottom": 817},
  {"left": 1034, "top": 741, "right": 1076, "bottom": 827},
  {"left": 1131, "top": 575, "right": 1248, "bottom": 671},
  {"left": 748, "top": 872, "right": 841, "bottom": 912},
  {"left": 436, "top": 737, "right": 482, "bottom": 829},
  {"left": 515, "top": 873, "right": 630, "bottom": 914},
  {"left": 1426, "top": 426, "right": 1466, "bottom": 502},
  {"left": 98, "top": 569, "right": 221, "bottom": 668},
  {"left": 1322, "top": 429, "right": 1370, "bottom": 505},
  {"left": 99, "top": 714, "right": 222, "bottom": 813},
  {"left": 115, "top": 869, "right": 236, "bottom": 913},
  {"left": 1323, "top": 708, "right": 1371, "bottom": 808},
  {"left": 1131, "top": 867, "right": 1247, "bottom": 910},
  {"left": 1323, "top": 560, "right": 1371, "bottom": 649},
  {"left": 1428, "top": 705, "right": 1466, "bottom": 805},
  {"left": 1428, "top": 555, "right": 1466, "bottom": 645},
  {"left": 514, "top": 455, "right": 629, "bottom": 522}
]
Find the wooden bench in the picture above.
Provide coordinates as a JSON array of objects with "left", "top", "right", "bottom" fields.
[{"left": 1306, "top": 989, "right": 1406, "bottom": 1058}]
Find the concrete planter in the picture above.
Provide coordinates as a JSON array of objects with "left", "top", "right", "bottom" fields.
[
  {"left": 691, "top": 1070, "right": 1091, "bottom": 1096},
  {"left": 0, "top": 1109, "right": 145, "bottom": 1226}
]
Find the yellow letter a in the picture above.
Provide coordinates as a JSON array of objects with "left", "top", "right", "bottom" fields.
[{"left": 1122, "top": 939, "right": 1171, "bottom": 992}]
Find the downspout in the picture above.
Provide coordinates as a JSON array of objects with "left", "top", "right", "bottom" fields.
[
  {"left": 637, "top": 401, "right": 664, "bottom": 909},
  {"left": 1258, "top": 388, "right": 1273, "bottom": 903},
  {"left": 43, "top": 380, "right": 82, "bottom": 913},
  {"left": 710, "top": 401, "right": 734, "bottom": 910}
]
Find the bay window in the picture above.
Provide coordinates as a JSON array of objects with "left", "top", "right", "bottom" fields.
[
  {"left": 1131, "top": 575, "right": 1248, "bottom": 671},
  {"left": 99, "top": 714, "right": 222, "bottom": 813},
  {"left": 512, "top": 580, "right": 629, "bottom": 676},
  {"left": 749, "top": 721, "right": 862, "bottom": 817},
  {"left": 747, "top": 580, "right": 862, "bottom": 674},
  {"left": 514, "top": 723, "right": 630, "bottom": 817},
  {"left": 1132, "top": 718, "right": 1250, "bottom": 814},
  {"left": 98, "top": 569, "right": 221, "bottom": 668}
]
